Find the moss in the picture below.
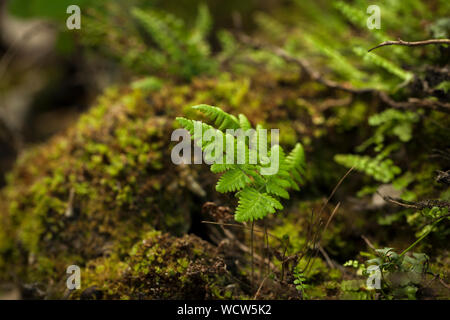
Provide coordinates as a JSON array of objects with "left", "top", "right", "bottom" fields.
[
  {"left": 0, "top": 70, "right": 319, "bottom": 297},
  {"left": 0, "top": 86, "right": 192, "bottom": 291},
  {"left": 3, "top": 66, "right": 424, "bottom": 299},
  {"left": 73, "top": 232, "right": 245, "bottom": 300}
]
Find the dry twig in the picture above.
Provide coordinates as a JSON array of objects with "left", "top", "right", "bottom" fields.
[
  {"left": 368, "top": 38, "right": 450, "bottom": 52},
  {"left": 378, "top": 91, "right": 450, "bottom": 114},
  {"left": 361, "top": 235, "right": 376, "bottom": 251},
  {"left": 379, "top": 193, "right": 450, "bottom": 210}
]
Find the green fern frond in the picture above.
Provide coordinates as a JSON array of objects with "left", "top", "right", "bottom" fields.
[
  {"left": 286, "top": 143, "right": 305, "bottom": 171},
  {"left": 368, "top": 109, "right": 419, "bottom": 126},
  {"left": 265, "top": 179, "right": 290, "bottom": 199},
  {"left": 263, "top": 145, "right": 294, "bottom": 197},
  {"left": 354, "top": 47, "right": 413, "bottom": 82},
  {"left": 176, "top": 117, "right": 223, "bottom": 149},
  {"left": 254, "top": 12, "right": 287, "bottom": 41},
  {"left": 131, "top": 8, "right": 183, "bottom": 62},
  {"left": 333, "top": 1, "right": 367, "bottom": 29},
  {"left": 194, "top": 4, "right": 213, "bottom": 38},
  {"left": 192, "top": 104, "right": 240, "bottom": 130},
  {"left": 334, "top": 154, "right": 401, "bottom": 183},
  {"left": 238, "top": 114, "right": 252, "bottom": 131},
  {"left": 235, "top": 188, "right": 283, "bottom": 222},
  {"left": 333, "top": 1, "right": 387, "bottom": 44},
  {"left": 211, "top": 163, "right": 235, "bottom": 173},
  {"left": 216, "top": 168, "right": 252, "bottom": 193},
  {"left": 217, "top": 30, "right": 239, "bottom": 61},
  {"left": 177, "top": 106, "right": 306, "bottom": 222},
  {"left": 304, "top": 34, "right": 365, "bottom": 80},
  {"left": 175, "top": 117, "right": 198, "bottom": 136},
  {"left": 286, "top": 143, "right": 306, "bottom": 187},
  {"left": 129, "top": 6, "right": 216, "bottom": 80}
]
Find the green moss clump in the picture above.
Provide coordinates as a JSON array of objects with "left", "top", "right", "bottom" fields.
[
  {"left": 0, "top": 87, "right": 195, "bottom": 295},
  {"left": 72, "top": 231, "right": 245, "bottom": 300},
  {"left": 0, "top": 70, "right": 316, "bottom": 297}
]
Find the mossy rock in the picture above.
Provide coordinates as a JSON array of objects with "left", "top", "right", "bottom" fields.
[
  {"left": 72, "top": 231, "right": 245, "bottom": 299},
  {"left": 0, "top": 71, "right": 308, "bottom": 298},
  {"left": 0, "top": 86, "right": 197, "bottom": 295}
]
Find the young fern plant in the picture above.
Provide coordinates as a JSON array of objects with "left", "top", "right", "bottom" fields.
[
  {"left": 130, "top": 4, "right": 216, "bottom": 80},
  {"left": 176, "top": 105, "right": 306, "bottom": 223}
]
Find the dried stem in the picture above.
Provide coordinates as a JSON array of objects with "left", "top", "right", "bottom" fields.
[
  {"left": 253, "top": 276, "right": 269, "bottom": 300},
  {"left": 379, "top": 193, "right": 450, "bottom": 210},
  {"left": 368, "top": 38, "right": 450, "bottom": 52},
  {"left": 251, "top": 220, "right": 255, "bottom": 290}
]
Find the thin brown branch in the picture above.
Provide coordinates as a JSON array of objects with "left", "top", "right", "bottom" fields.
[
  {"left": 318, "top": 96, "right": 353, "bottom": 111},
  {"left": 318, "top": 245, "right": 335, "bottom": 269},
  {"left": 379, "top": 193, "right": 450, "bottom": 210},
  {"left": 361, "top": 235, "right": 376, "bottom": 251},
  {"left": 378, "top": 91, "right": 450, "bottom": 114},
  {"left": 439, "top": 277, "right": 450, "bottom": 289},
  {"left": 251, "top": 220, "right": 255, "bottom": 290},
  {"left": 322, "top": 202, "right": 341, "bottom": 237},
  {"left": 369, "top": 38, "right": 450, "bottom": 52},
  {"left": 426, "top": 272, "right": 450, "bottom": 290},
  {"left": 253, "top": 276, "right": 269, "bottom": 300}
]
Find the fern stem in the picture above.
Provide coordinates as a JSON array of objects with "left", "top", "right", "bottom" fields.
[
  {"left": 259, "top": 223, "right": 263, "bottom": 283},
  {"left": 280, "top": 240, "right": 288, "bottom": 282},
  {"left": 264, "top": 221, "right": 269, "bottom": 277},
  {"left": 251, "top": 221, "right": 255, "bottom": 290}
]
